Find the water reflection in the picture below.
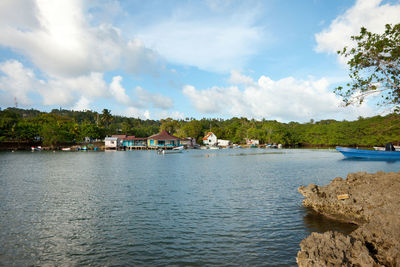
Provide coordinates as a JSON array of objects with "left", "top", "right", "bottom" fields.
[{"left": 302, "top": 207, "right": 358, "bottom": 235}]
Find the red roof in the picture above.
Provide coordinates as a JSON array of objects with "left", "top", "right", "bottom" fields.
[
  {"left": 202, "top": 132, "right": 214, "bottom": 140},
  {"left": 148, "top": 130, "right": 181, "bottom": 140},
  {"left": 112, "top": 134, "right": 127, "bottom": 139},
  {"left": 123, "top": 136, "right": 136, "bottom": 141},
  {"left": 123, "top": 136, "right": 148, "bottom": 141},
  {"left": 133, "top": 137, "right": 147, "bottom": 140}
]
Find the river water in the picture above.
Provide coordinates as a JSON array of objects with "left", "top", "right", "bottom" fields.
[{"left": 0, "top": 149, "right": 398, "bottom": 266}]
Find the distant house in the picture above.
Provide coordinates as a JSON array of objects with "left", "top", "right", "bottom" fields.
[
  {"left": 112, "top": 135, "right": 126, "bottom": 148},
  {"left": 147, "top": 130, "right": 182, "bottom": 149},
  {"left": 181, "top": 137, "right": 197, "bottom": 148},
  {"left": 202, "top": 132, "right": 218, "bottom": 146},
  {"left": 122, "top": 136, "right": 135, "bottom": 147},
  {"left": 123, "top": 136, "right": 147, "bottom": 149},
  {"left": 105, "top": 137, "right": 119, "bottom": 149},
  {"left": 105, "top": 135, "right": 125, "bottom": 149},
  {"left": 217, "top": 139, "right": 232, "bottom": 147}
]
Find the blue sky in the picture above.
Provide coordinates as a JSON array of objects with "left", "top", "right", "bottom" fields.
[{"left": 0, "top": 0, "right": 399, "bottom": 122}]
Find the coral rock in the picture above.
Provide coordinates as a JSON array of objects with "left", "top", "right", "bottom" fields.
[{"left": 297, "top": 171, "right": 400, "bottom": 266}]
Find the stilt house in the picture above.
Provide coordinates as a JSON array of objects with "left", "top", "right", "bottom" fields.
[{"left": 147, "top": 130, "right": 182, "bottom": 149}]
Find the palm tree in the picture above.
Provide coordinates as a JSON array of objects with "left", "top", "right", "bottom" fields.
[{"left": 101, "top": 109, "right": 113, "bottom": 128}]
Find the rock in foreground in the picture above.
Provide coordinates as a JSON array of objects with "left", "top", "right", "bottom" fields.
[{"left": 297, "top": 171, "right": 400, "bottom": 266}]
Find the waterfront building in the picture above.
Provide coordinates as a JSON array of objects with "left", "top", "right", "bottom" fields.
[
  {"left": 202, "top": 132, "right": 218, "bottom": 146},
  {"left": 147, "top": 130, "right": 182, "bottom": 149},
  {"left": 217, "top": 139, "right": 232, "bottom": 147},
  {"left": 181, "top": 137, "right": 197, "bottom": 148},
  {"left": 105, "top": 135, "right": 125, "bottom": 149},
  {"left": 105, "top": 137, "right": 119, "bottom": 149},
  {"left": 123, "top": 136, "right": 147, "bottom": 150}
]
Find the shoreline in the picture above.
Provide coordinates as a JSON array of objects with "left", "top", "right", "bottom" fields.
[
  {"left": 297, "top": 171, "right": 400, "bottom": 266},
  {"left": 0, "top": 144, "right": 373, "bottom": 152}
]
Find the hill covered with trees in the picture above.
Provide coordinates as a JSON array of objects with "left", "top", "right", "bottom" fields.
[{"left": 1, "top": 107, "right": 400, "bottom": 149}]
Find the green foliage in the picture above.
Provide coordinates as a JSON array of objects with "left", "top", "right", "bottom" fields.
[
  {"left": 336, "top": 24, "right": 400, "bottom": 108},
  {"left": 38, "top": 114, "right": 76, "bottom": 147},
  {"left": 160, "top": 118, "right": 180, "bottom": 134},
  {"left": 177, "top": 120, "right": 204, "bottom": 143},
  {"left": 15, "top": 120, "right": 40, "bottom": 140},
  {"left": 101, "top": 109, "right": 113, "bottom": 128},
  {"left": 1, "top": 107, "right": 400, "bottom": 147},
  {"left": 78, "top": 122, "right": 104, "bottom": 141}
]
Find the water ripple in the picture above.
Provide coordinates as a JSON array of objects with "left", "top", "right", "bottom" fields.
[{"left": 0, "top": 149, "right": 397, "bottom": 266}]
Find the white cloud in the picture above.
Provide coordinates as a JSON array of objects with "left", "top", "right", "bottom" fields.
[
  {"left": 0, "top": 0, "right": 39, "bottom": 30},
  {"left": 315, "top": 0, "right": 400, "bottom": 58},
  {"left": 110, "top": 76, "right": 132, "bottom": 105},
  {"left": 39, "top": 82, "right": 75, "bottom": 106},
  {"left": 111, "top": 86, "right": 176, "bottom": 120},
  {"left": 0, "top": 59, "right": 130, "bottom": 108},
  {"left": 0, "top": 60, "right": 40, "bottom": 105},
  {"left": 40, "top": 72, "right": 108, "bottom": 106},
  {"left": 43, "top": 72, "right": 108, "bottom": 105},
  {"left": 72, "top": 96, "right": 91, "bottom": 111},
  {"left": 228, "top": 70, "right": 257, "bottom": 87},
  {"left": 121, "top": 106, "right": 184, "bottom": 120},
  {"left": 123, "top": 39, "right": 164, "bottom": 76},
  {"left": 183, "top": 73, "right": 374, "bottom": 122},
  {"left": 0, "top": 58, "right": 176, "bottom": 118},
  {"left": 136, "top": 9, "right": 265, "bottom": 72},
  {"left": 65, "top": 72, "right": 108, "bottom": 98},
  {"left": 183, "top": 85, "right": 242, "bottom": 114},
  {"left": 134, "top": 86, "right": 174, "bottom": 110},
  {"left": 123, "top": 106, "right": 151, "bottom": 120},
  {"left": 0, "top": 0, "right": 163, "bottom": 77},
  {"left": 157, "top": 110, "right": 185, "bottom": 120}
]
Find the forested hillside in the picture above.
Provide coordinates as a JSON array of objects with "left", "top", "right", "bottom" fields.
[{"left": 1, "top": 107, "right": 399, "bottom": 148}]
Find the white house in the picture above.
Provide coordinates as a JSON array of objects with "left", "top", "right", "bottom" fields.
[
  {"left": 217, "top": 139, "right": 232, "bottom": 147},
  {"left": 202, "top": 132, "right": 218, "bottom": 146},
  {"left": 105, "top": 135, "right": 125, "bottom": 149},
  {"left": 105, "top": 137, "right": 118, "bottom": 149}
]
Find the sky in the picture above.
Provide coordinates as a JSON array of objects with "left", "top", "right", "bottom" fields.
[{"left": 0, "top": 0, "right": 399, "bottom": 122}]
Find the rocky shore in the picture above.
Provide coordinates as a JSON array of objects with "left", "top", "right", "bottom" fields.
[{"left": 297, "top": 171, "right": 400, "bottom": 266}]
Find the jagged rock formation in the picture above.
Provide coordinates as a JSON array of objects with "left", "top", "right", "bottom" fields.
[{"left": 297, "top": 171, "right": 400, "bottom": 267}]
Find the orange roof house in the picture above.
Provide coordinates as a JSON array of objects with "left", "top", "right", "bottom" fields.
[{"left": 202, "top": 132, "right": 217, "bottom": 146}]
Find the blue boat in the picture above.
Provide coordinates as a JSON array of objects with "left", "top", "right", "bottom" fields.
[{"left": 336, "top": 146, "right": 400, "bottom": 159}]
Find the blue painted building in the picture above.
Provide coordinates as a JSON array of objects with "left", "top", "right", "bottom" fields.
[
  {"left": 147, "top": 130, "right": 181, "bottom": 149},
  {"left": 122, "top": 136, "right": 147, "bottom": 149}
]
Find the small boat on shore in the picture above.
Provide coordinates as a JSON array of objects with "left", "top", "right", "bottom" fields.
[
  {"left": 31, "top": 146, "right": 42, "bottom": 151},
  {"left": 336, "top": 146, "right": 400, "bottom": 159}
]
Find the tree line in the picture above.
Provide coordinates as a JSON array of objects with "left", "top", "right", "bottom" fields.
[{"left": 1, "top": 107, "right": 400, "bottom": 148}]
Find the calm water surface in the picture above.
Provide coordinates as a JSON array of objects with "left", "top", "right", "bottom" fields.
[{"left": 0, "top": 149, "right": 399, "bottom": 266}]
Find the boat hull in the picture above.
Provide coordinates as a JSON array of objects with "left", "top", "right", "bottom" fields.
[
  {"left": 336, "top": 147, "right": 400, "bottom": 159},
  {"left": 162, "top": 150, "right": 182, "bottom": 154},
  {"left": 158, "top": 146, "right": 184, "bottom": 154}
]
